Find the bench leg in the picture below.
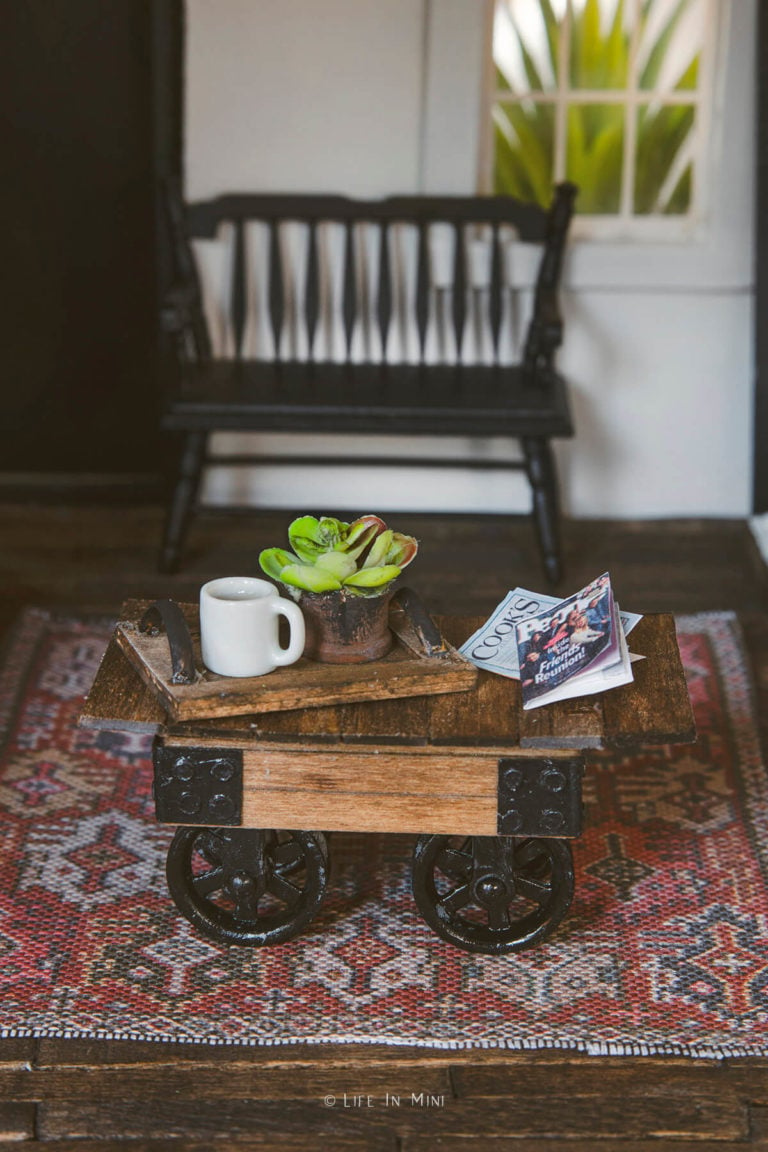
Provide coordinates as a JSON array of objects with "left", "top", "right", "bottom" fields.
[
  {"left": 159, "top": 431, "right": 207, "bottom": 574},
  {"left": 523, "top": 436, "right": 563, "bottom": 586}
]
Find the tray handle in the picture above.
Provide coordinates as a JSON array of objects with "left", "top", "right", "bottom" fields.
[
  {"left": 390, "top": 586, "right": 449, "bottom": 658},
  {"left": 139, "top": 599, "right": 197, "bottom": 685}
]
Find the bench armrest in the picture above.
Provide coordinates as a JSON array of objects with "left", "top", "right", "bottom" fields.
[
  {"left": 524, "top": 288, "right": 563, "bottom": 374},
  {"left": 522, "top": 183, "right": 577, "bottom": 377},
  {"left": 160, "top": 282, "right": 199, "bottom": 335}
]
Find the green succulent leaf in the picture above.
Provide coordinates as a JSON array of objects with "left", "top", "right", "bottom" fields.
[
  {"left": 266, "top": 514, "right": 415, "bottom": 597},
  {"left": 287, "top": 516, "right": 324, "bottom": 562},
  {"left": 259, "top": 547, "right": 299, "bottom": 581},
  {"left": 315, "top": 551, "right": 358, "bottom": 580},
  {"left": 346, "top": 514, "right": 387, "bottom": 541},
  {"left": 342, "top": 515, "right": 387, "bottom": 559},
  {"left": 318, "top": 516, "right": 347, "bottom": 544},
  {"left": 389, "top": 532, "right": 418, "bottom": 568},
  {"left": 362, "top": 529, "right": 394, "bottom": 569},
  {"left": 343, "top": 564, "right": 402, "bottom": 589},
  {"left": 279, "top": 564, "right": 343, "bottom": 594},
  {"left": 288, "top": 515, "right": 346, "bottom": 562}
]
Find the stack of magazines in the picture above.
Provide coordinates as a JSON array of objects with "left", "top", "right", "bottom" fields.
[{"left": 459, "top": 573, "right": 642, "bottom": 711}]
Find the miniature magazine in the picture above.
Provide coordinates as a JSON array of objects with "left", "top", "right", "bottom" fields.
[
  {"left": 515, "top": 573, "right": 634, "bottom": 710},
  {"left": 459, "top": 582, "right": 642, "bottom": 682}
]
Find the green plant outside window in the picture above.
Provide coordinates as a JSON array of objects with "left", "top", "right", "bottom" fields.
[{"left": 492, "top": 0, "right": 705, "bottom": 217}]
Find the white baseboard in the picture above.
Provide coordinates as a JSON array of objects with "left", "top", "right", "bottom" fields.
[{"left": 749, "top": 515, "right": 768, "bottom": 564}]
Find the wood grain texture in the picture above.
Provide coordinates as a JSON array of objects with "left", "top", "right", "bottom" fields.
[
  {"left": 0, "top": 1038, "right": 35, "bottom": 1068},
  {"left": 0, "top": 1063, "right": 451, "bottom": 1102},
  {"left": 451, "top": 1058, "right": 747, "bottom": 1097},
  {"left": 601, "top": 614, "right": 696, "bottom": 747},
  {"left": 0, "top": 1143, "right": 390, "bottom": 1152},
  {"left": 519, "top": 695, "right": 604, "bottom": 749},
  {"left": 428, "top": 616, "right": 520, "bottom": 746},
  {"left": 0, "top": 1103, "right": 35, "bottom": 1141},
  {"left": 240, "top": 748, "right": 500, "bottom": 835},
  {"left": 78, "top": 611, "right": 694, "bottom": 758},
  {"left": 402, "top": 1139, "right": 768, "bottom": 1152},
  {"left": 167, "top": 701, "right": 347, "bottom": 744},
  {"left": 35, "top": 1093, "right": 747, "bottom": 1142},
  {"left": 78, "top": 637, "right": 165, "bottom": 734},
  {"left": 339, "top": 692, "right": 430, "bottom": 745},
  {"left": 2, "top": 1141, "right": 765, "bottom": 1152},
  {"left": 115, "top": 599, "right": 476, "bottom": 721}
]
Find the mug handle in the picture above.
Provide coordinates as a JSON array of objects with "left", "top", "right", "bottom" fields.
[{"left": 271, "top": 599, "right": 306, "bottom": 667}]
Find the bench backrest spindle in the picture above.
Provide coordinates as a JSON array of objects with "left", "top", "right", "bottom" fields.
[{"left": 162, "top": 185, "right": 577, "bottom": 379}]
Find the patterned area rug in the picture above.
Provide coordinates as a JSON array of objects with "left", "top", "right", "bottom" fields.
[{"left": 1, "top": 608, "right": 767, "bottom": 1056}]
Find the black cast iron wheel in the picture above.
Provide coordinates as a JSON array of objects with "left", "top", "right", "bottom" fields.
[
  {"left": 166, "top": 828, "right": 329, "bottom": 946},
  {"left": 412, "top": 834, "right": 574, "bottom": 954}
]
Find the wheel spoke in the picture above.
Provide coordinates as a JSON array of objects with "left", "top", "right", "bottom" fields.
[
  {"left": 514, "top": 840, "right": 548, "bottom": 872},
  {"left": 436, "top": 847, "right": 473, "bottom": 880},
  {"left": 191, "top": 866, "right": 227, "bottom": 897},
  {"left": 440, "top": 883, "right": 474, "bottom": 914},
  {"left": 516, "top": 874, "right": 552, "bottom": 904},
  {"left": 197, "top": 834, "right": 224, "bottom": 865},
  {"left": 272, "top": 841, "right": 303, "bottom": 870},
  {"left": 488, "top": 904, "right": 511, "bottom": 931},
  {"left": 266, "top": 872, "right": 303, "bottom": 907}
]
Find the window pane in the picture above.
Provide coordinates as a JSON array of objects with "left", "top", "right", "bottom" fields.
[
  {"left": 633, "top": 103, "right": 696, "bottom": 214},
  {"left": 565, "top": 103, "right": 624, "bottom": 213},
  {"left": 488, "top": 0, "right": 711, "bottom": 224},
  {"left": 569, "top": 0, "right": 629, "bottom": 90},
  {"left": 492, "top": 100, "right": 555, "bottom": 205},
  {"left": 638, "top": 0, "right": 704, "bottom": 92},
  {"left": 493, "top": 0, "right": 559, "bottom": 93}
]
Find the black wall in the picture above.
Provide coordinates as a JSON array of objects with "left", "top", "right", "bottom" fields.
[
  {"left": 3, "top": 1, "right": 179, "bottom": 478},
  {"left": 755, "top": 1, "right": 768, "bottom": 512}
]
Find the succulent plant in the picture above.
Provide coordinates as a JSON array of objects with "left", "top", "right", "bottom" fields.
[{"left": 259, "top": 515, "right": 418, "bottom": 597}]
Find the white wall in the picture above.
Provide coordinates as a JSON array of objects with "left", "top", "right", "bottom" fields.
[
  {"left": 185, "top": 0, "right": 755, "bottom": 519},
  {"left": 186, "top": 0, "right": 425, "bottom": 199}
]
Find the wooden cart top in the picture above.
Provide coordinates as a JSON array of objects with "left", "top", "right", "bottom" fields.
[{"left": 80, "top": 614, "right": 695, "bottom": 753}]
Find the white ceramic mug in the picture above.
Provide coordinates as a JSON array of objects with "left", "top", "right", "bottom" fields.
[{"left": 199, "top": 577, "right": 305, "bottom": 677}]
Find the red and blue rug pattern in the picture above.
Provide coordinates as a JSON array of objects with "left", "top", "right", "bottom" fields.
[{"left": 0, "top": 608, "right": 767, "bottom": 1055}]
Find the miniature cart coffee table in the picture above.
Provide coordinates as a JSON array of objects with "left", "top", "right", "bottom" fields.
[{"left": 80, "top": 612, "right": 695, "bottom": 956}]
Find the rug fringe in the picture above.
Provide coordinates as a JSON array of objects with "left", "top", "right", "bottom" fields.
[{"left": 1, "top": 1024, "right": 765, "bottom": 1061}]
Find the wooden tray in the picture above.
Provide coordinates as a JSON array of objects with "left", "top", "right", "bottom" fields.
[{"left": 114, "top": 598, "right": 478, "bottom": 722}]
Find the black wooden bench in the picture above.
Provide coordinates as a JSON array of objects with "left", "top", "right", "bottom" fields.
[{"left": 158, "top": 182, "right": 577, "bottom": 581}]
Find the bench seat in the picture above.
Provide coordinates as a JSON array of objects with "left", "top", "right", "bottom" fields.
[{"left": 164, "top": 362, "right": 573, "bottom": 438}]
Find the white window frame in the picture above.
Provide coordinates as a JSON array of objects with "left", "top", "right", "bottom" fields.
[
  {"left": 421, "top": 0, "right": 754, "bottom": 294},
  {"left": 482, "top": 0, "right": 720, "bottom": 242}
]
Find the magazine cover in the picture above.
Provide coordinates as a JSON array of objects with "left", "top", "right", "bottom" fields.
[
  {"left": 530, "top": 609, "right": 635, "bottom": 707},
  {"left": 459, "top": 586, "right": 642, "bottom": 680},
  {"left": 516, "top": 573, "right": 626, "bottom": 709},
  {"left": 458, "top": 590, "right": 554, "bottom": 679}
]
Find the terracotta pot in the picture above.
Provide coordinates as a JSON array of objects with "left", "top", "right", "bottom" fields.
[{"left": 297, "top": 587, "right": 395, "bottom": 664}]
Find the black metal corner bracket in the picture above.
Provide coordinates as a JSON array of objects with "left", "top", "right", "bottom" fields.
[
  {"left": 153, "top": 744, "right": 243, "bottom": 826},
  {"left": 497, "top": 755, "right": 585, "bottom": 838}
]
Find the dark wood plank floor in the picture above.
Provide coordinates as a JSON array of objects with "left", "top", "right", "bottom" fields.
[{"left": 2, "top": 502, "right": 768, "bottom": 1148}]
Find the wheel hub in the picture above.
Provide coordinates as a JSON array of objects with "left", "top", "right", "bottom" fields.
[{"left": 474, "top": 873, "right": 511, "bottom": 905}]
